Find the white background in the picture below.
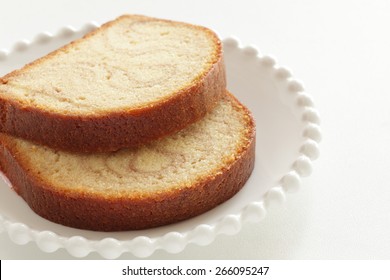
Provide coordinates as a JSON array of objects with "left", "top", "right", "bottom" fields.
[{"left": 1, "top": 0, "right": 390, "bottom": 259}]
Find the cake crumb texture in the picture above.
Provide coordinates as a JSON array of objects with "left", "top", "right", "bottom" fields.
[
  {"left": 0, "top": 15, "right": 225, "bottom": 152},
  {"left": 0, "top": 93, "right": 255, "bottom": 231}
]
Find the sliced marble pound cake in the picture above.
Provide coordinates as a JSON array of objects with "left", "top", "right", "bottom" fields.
[
  {"left": 0, "top": 92, "right": 255, "bottom": 231},
  {"left": 0, "top": 15, "right": 225, "bottom": 152}
]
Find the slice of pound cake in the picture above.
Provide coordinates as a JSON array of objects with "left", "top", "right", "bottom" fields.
[
  {"left": 0, "top": 92, "right": 255, "bottom": 231},
  {"left": 0, "top": 15, "right": 225, "bottom": 152}
]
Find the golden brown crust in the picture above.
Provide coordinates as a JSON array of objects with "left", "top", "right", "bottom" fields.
[
  {"left": 0, "top": 15, "right": 226, "bottom": 152},
  {"left": 0, "top": 96, "right": 255, "bottom": 231}
]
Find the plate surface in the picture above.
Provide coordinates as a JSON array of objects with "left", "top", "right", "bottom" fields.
[{"left": 0, "top": 23, "right": 321, "bottom": 259}]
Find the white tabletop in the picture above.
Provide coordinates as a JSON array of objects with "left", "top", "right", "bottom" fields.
[{"left": 1, "top": 0, "right": 390, "bottom": 260}]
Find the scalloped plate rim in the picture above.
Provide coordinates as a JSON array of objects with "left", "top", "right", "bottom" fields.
[{"left": 0, "top": 22, "right": 321, "bottom": 259}]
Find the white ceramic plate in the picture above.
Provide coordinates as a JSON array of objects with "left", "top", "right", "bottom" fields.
[{"left": 0, "top": 23, "right": 321, "bottom": 259}]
